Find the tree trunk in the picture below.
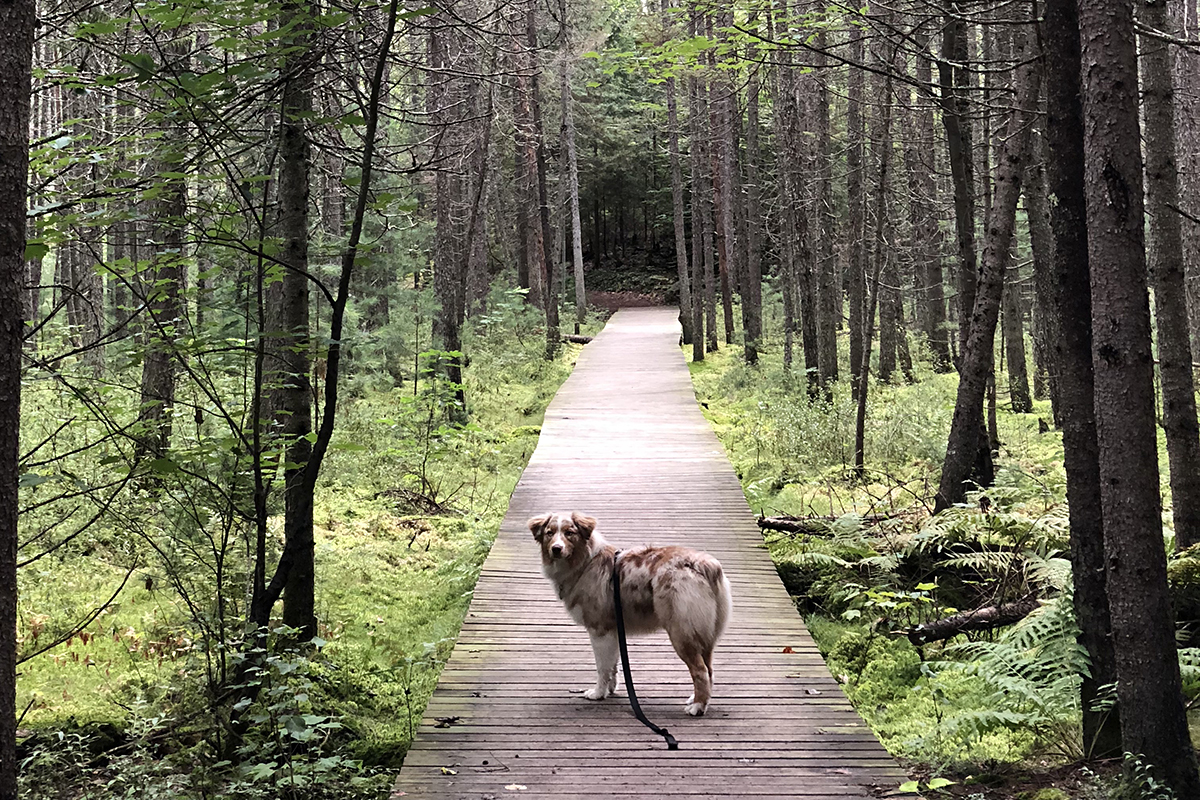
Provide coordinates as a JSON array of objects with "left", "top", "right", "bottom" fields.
[
  {"left": 136, "top": 34, "right": 188, "bottom": 460},
  {"left": 526, "top": 9, "right": 559, "bottom": 361},
  {"left": 699, "top": 73, "right": 717, "bottom": 352},
  {"left": 935, "top": 26, "right": 1039, "bottom": 512},
  {"left": 272, "top": 0, "right": 316, "bottom": 639},
  {"left": 907, "top": 39, "right": 951, "bottom": 373},
  {"left": 792, "top": 71, "right": 818, "bottom": 397},
  {"left": 687, "top": 11, "right": 705, "bottom": 362},
  {"left": 1002, "top": 268, "right": 1033, "bottom": 413},
  {"left": 709, "top": 14, "right": 734, "bottom": 347},
  {"left": 812, "top": 32, "right": 837, "bottom": 391},
  {"left": 430, "top": 15, "right": 473, "bottom": 415},
  {"left": 1140, "top": 0, "right": 1200, "bottom": 551},
  {"left": 667, "top": 68, "right": 691, "bottom": 345},
  {"left": 847, "top": 30, "right": 866, "bottom": 392},
  {"left": 938, "top": 6, "right": 978, "bottom": 360},
  {"left": 741, "top": 13, "right": 764, "bottom": 364},
  {"left": 1080, "top": 0, "right": 1200, "bottom": 788},
  {"left": 1026, "top": 123, "right": 1060, "bottom": 420},
  {"left": 514, "top": 86, "right": 530, "bottom": 294},
  {"left": 1173, "top": 0, "right": 1200, "bottom": 352},
  {"left": 0, "top": 2, "right": 34, "bottom": 795},
  {"left": 1043, "top": 0, "right": 1122, "bottom": 757},
  {"left": 872, "top": 64, "right": 897, "bottom": 385}
]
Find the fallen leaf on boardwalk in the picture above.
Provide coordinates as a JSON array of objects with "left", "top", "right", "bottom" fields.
[
  {"left": 804, "top": 688, "right": 822, "bottom": 695},
  {"left": 434, "top": 716, "right": 462, "bottom": 728},
  {"left": 504, "top": 784, "right": 527, "bottom": 791},
  {"left": 440, "top": 767, "right": 457, "bottom": 775},
  {"left": 827, "top": 768, "right": 850, "bottom": 774},
  {"left": 782, "top": 646, "right": 794, "bottom": 654}
]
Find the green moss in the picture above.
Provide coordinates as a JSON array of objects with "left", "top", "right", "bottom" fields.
[{"left": 1016, "top": 790, "right": 1070, "bottom": 800}]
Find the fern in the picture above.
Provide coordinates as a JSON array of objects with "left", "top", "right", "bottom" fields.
[{"left": 920, "top": 594, "right": 1087, "bottom": 760}]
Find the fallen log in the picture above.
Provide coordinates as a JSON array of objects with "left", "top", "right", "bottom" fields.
[
  {"left": 562, "top": 334, "right": 593, "bottom": 344},
  {"left": 756, "top": 513, "right": 893, "bottom": 535},
  {"left": 906, "top": 596, "right": 1041, "bottom": 646}
]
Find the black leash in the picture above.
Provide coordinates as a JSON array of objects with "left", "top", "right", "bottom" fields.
[{"left": 611, "top": 550, "right": 679, "bottom": 750}]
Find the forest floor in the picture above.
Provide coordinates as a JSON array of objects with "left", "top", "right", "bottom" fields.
[
  {"left": 687, "top": 334, "right": 1194, "bottom": 800},
  {"left": 16, "top": 300, "right": 604, "bottom": 797}
]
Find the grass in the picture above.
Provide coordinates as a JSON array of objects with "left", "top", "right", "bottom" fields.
[
  {"left": 683, "top": 324, "right": 1146, "bottom": 795},
  {"left": 16, "top": 301, "right": 606, "bottom": 782}
]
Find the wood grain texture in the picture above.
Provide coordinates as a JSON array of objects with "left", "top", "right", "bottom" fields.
[{"left": 392, "top": 308, "right": 904, "bottom": 799}]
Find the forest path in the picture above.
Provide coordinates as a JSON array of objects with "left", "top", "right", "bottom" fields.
[{"left": 392, "top": 307, "right": 904, "bottom": 799}]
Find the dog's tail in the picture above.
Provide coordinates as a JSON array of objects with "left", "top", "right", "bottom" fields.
[{"left": 701, "top": 558, "right": 733, "bottom": 643}]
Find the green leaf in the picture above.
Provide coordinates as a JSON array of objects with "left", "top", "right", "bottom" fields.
[
  {"left": 148, "top": 458, "right": 180, "bottom": 475},
  {"left": 927, "top": 777, "right": 956, "bottom": 790},
  {"left": 398, "top": 5, "right": 437, "bottom": 19},
  {"left": 897, "top": 781, "right": 920, "bottom": 794},
  {"left": 24, "top": 241, "right": 49, "bottom": 262},
  {"left": 18, "top": 473, "right": 52, "bottom": 489},
  {"left": 120, "top": 52, "right": 158, "bottom": 82}
]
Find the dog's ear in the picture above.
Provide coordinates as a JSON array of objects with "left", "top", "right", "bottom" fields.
[
  {"left": 527, "top": 514, "right": 552, "bottom": 539},
  {"left": 571, "top": 512, "right": 597, "bottom": 539}
]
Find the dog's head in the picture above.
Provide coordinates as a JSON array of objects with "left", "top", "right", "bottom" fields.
[{"left": 528, "top": 511, "right": 597, "bottom": 563}]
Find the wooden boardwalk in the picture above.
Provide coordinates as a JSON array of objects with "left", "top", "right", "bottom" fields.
[{"left": 393, "top": 308, "right": 905, "bottom": 799}]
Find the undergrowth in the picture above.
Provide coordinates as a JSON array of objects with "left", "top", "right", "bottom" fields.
[
  {"left": 17, "top": 292, "right": 602, "bottom": 798},
  {"left": 688, "top": 331, "right": 1200, "bottom": 795}
]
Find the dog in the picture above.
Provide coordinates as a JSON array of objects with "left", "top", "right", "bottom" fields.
[{"left": 528, "top": 511, "right": 732, "bottom": 716}]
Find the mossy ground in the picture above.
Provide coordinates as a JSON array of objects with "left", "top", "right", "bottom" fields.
[
  {"left": 686, "top": 330, "right": 1190, "bottom": 799},
  {"left": 17, "top": 306, "right": 605, "bottom": 783}
]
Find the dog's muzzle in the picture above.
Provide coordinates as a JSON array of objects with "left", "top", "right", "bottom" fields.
[{"left": 550, "top": 544, "right": 564, "bottom": 558}]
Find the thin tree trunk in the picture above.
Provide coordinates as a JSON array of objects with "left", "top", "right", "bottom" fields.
[
  {"left": 526, "top": 9, "right": 559, "bottom": 361},
  {"left": 872, "top": 63, "right": 897, "bottom": 385},
  {"left": 687, "top": 11, "right": 705, "bottom": 362},
  {"left": 709, "top": 14, "right": 734, "bottom": 347},
  {"left": 847, "top": 30, "right": 866, "bottom": 393},
  {"left": 136, "top": 34, "right": 188, "bottom": 460},
  {"left": 1140, "top": 0, "right": 1200, "bottom": 551},
  {"left": 1002, "top": 268, "right": 1033, "bottom": 413},
  {"left": 741, "top": 14, "right": 764, "bottom": 364},
  {"left": 935, "top": 26, "right": 1039, "bottom": 512},
  {"left": 273, "top": 0, "right": 315, "bottom": 639},
  {"left": 1174, "top": 0, "right": 1200, "bottom": 351},
  {"left": 1080, "top": 0, "right": 1200, "bottom": 788},
  {"left": 1026, "top": 122, "right": 1060, "bottom": 420},
  {"left": 939, "top": 6, "right": 977, "bottom": 360},
  {"left": 665, "top": 6, "right": 691, "bottom": 346},
  {"left": 814, "top": 32, "right": 837, "bottom": 390},
  {"left": 0, "top": 1, "right": 34, "bottom": 794}
]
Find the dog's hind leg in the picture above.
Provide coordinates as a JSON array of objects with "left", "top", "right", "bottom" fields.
[
  {"left": 583, "top": 630, "right": 619, "bottom": 700},
  {"left": 669, "top": 633, "right": 712, "bottom": 716}
]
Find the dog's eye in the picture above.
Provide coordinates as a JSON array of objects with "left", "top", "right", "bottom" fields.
[{"left": 564, "top": 527, "right": 576, "bottom": 535}]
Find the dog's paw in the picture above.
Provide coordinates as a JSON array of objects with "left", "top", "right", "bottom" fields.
[
  {"left": 583, "top": 686, "right": 610, "bottom": 701},
  {"left": 684, "top": 701, "right": 707, "bottom": 716}
]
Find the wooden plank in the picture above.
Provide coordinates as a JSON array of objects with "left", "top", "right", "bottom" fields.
[{"left": 392, "top": 308, "right": 902, "bottom": 800}]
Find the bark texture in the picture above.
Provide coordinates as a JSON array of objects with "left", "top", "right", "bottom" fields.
[
  {"left": 273, "top": 0, "right": 315, "bottom": 639},
  {"left": 935, "top": 26, "right": 1038, "bottom": 511},
  {"left": 1080, "top": 0, "right": 1200, "bottom": 787},
  {"left": 1140, "top": 0, "right": 1200, "bottom": 551},
  {"left": 0, "top": 3, "right": 35, "bottom": 795},
  {"left": 1043, "top": 0, "right": 1121, "bottom": 757}
]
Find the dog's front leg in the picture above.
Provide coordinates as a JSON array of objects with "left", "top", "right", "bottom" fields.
[{"left": 583, "top": 630, "right": 618, "bottom": 700}]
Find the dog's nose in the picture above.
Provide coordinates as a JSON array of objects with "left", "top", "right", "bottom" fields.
[{"left": 551, "top": 544, "right": 564, "bottom": 557}]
